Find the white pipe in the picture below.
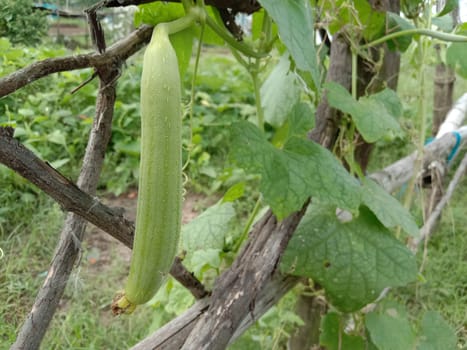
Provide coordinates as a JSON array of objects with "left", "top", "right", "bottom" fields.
[{"left": 436, "top": 93, "right": 467, "bottom": 138}]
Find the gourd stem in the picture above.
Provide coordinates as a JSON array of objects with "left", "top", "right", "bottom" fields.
[
  {"left": 361, "top": 28, "right": 467, "bottom": 49},
  {"left": 205, "top": 14, "right": 265, "bottom": 58}
]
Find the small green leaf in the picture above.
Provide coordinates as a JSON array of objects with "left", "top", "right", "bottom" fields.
[
  {"left": 170, "top": 29, "right": 195, "bottom": 81},
  {"left": 325, "top": 82, "right": 401, "bottom": 142},
  {"left": 251, "top": 9, "right": 278, "bottom": 42},
  {"left": 190, "top": 249, "right": 222, "bottom": 277},
  {"left": 288, "top": 102, "right": 315, "bottom": 139},
  {"left": 386, "top": 13, "right": 415, "bottom": 52},
  {"left": 281, "top": 205, "right": 417, "bottom": 312},
  {"left": 435, "top": 0, "right": 457, "bottom": 17},
  {"left": 432, "top": 15, "right": 454, "bottom": 32},
  {"left": 362, "top": 178, "right": 419, "bottom": 237},
  {"left": 260, "top": 54, "right": 301, "bottom": 128},
  {"left": 231, "top": 122, "right": 361, "bottom": 219},
  {"left": 47, "top": 130, "right": 67, "bottom": 147},
  {"left": 48, "top": 158, "right": 70, "bottom": 169},
  {"left": 181, "top": 202, "right": 235, "bottom": 252},
  {"left": 417, "top": 311, "right": 457, "bottom": 350},
  {"left": 447, "top": 32, "right": 467, "bottom": 79},
  {"left": 354, "top": 0, "right": 385, "bottom": 41},
  {"left": 320, "top": 313, "right": 365, "bottom": 350},
  {"left": 366, "top": 308, "right": 417, "bottom": 350},
  {"left": 134, "top": 2, "right": 185, "bottom": 27},
  {"left": 222, "top": 182, "right": 245, "bottom": 202},
  {"left": 258, "top": 0, "right": 319, "bottom": 87}
]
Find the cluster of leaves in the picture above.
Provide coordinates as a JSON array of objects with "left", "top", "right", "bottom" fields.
[
  {"left": 0, "top": 0, "right": 49, "bottom": 46},
  {"left": 320, "top": 301, "right": 457, "bottom": 350}
]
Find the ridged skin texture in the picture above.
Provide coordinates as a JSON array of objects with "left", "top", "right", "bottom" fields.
[{"left": 125, "top": 26, "right": 182, "bottom": 305}]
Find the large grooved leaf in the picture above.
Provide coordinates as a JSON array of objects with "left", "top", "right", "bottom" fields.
[
  {"left": 231, "top": 122, "right": 361, "bottom": 220},
  {"left": 258, "top": 0, "right": 319, "bottom": 87},
  {"left": 260, "top": 54, "right": 301, "bottom": 127},
  {"left": 281, "top": 205, "right": 417, "bottom": 312},
  {"left": 181, "top": 202, "right": 235, "bottom": 251},
  {"left": 362, "top": 179, "right": 419, "bottom": 237},
  {"left": 325, "top": 82, "right": 402, "bottom": 142}
]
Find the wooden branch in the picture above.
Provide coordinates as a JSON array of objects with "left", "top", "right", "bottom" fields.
[
  {"left": 0, "top": 127, "right": 209, "bottom": 300},
  {"left": 0, "top": 127, "right": 135, "bottom": 247},
  {"left": 180, "top": 206, "right": 307, "bottom": 349},
  {"left": 11, "top": 64, "right": 121, "bottom": 350},
  {"left": 410, "top": 152, "right": 467, "bottom": 250},
  {"left": 0, "top": 24, "right": 152, "bottom": 98},
  {"left": 131, "top": 273, "right": 299, "bottom": 349},
  {"left": 369, "top": 132, "right": 461, "bottom": 193}
]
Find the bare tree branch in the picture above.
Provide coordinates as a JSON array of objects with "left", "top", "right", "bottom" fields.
[
  {"left": 369, "top": 132, "right": 462, "bottom": 193},
  {"left": 180, "top": 207, "right": 307, "bottom": 349},
  {"left": 11, "top": 63, "right": 120, "bottom": 350},
  {"left": 410, "top": 152, "right": 467, "bottom": 250},
  {"left": 0, "top": 127, "right": 135, "bottom": 246},
  {"left": 131, "top": 274, "right": 299, "bottom": 350}
]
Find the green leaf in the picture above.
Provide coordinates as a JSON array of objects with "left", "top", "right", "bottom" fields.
[
  {"left": 366, "top": 308, "right": 417, "bottom": 350},
  {"left": 181, "top": 202, "right": 235, "bottom": 252},
  {"left": 281, "top": 205, "right": 417, "bottom": 312},
  {"left": 222, "top": 182, "right": 245, "bottom": 203},
  {"left": 251, "top": 8, "right": 278, "bottom": 42},
  {"left": 320, "top": 313, "right": 365, "bottom": 350},
  {"left": 271, "top": 101, "right": 315, "bottom": 148},
  {"left": 325, "top": 82, "right": 402, "bottom": 142},
  {"left": 417, "top": 311, "right": 457, "bottom": 350},
  {"left": 48, "top": 158, "right": 70, "bottom": 169},
  {"left": 260, "top": 54, "right": 301, "bottom": 127},
  {"left": 362, "top": 179, "right": 419, "bottom": 237},
  {"left": 288, "top": 102, "right": 315, "bottom": 139},
  {"left": 435, "top": 0, "right": 457, "bottom": 17},
  {"left": 354, "top": 0, "right": 385, "bottom": 41},
  {"left": 432, "top": 15, "right": 454, "bottom": 32},
  {"left": 190, "top": 248, "right": 222, "bottom": 277},
  {"left": 447, "top": 33, "right": 467, "bottom": 79},
  {"left": 386, "top": 13, "right": 415, "bottom": 52},
  {"left": 258, "top": 0, "right": 319, "bottom": 87},
  {"left": 371, "top": 88, "right": 403, "bottom": 118},
  {"left": 231, "top": 122, "right": 361, "bottom": 219},
  {"left": 134, "top": 2, "right": 185, "bottom": 27},
  {"left": 170, "top": 29, "right": 195, "bottom": 81}
]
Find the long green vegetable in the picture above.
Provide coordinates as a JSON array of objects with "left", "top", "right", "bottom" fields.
[{"left": 112, "top": 24, "right": 182, "bottom": 315}]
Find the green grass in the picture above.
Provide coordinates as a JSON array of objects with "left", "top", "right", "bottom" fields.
[
  {"left": 393, "top": 175, "right": 467, "bottom": 348},
  {"left": 0, "top": 194, "right": 155, "bottom": 349}
]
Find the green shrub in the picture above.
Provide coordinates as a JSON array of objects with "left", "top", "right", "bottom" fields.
[{"left": 0, "top": 0, "right": 48, "bottom": 46}]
